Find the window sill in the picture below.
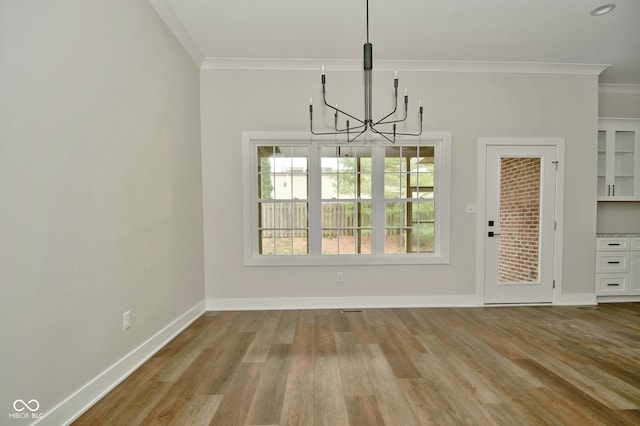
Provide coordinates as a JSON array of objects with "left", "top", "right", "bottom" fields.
[{"left": 244, "top": 253, "right": 450, "bottom": 267}]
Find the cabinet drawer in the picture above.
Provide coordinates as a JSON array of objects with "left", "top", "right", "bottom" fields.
[
  {"left": 596, "top": 252, "right": 630, "bottom": 273},
  {"left": 596, "top": 237, "right": 630, "bottom": 251},
  {"left": 596, "top": 274, "right": 629, "bottom": 295},
  {"left": 632, "top": 238, "right": 640, "bottom": 251}
]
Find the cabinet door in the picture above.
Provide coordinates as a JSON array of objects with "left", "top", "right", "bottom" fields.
[
  {"left": 597, "top": 120, "right": 640, "bottom": 200},
  {"left": 597, "top": 130, "right": 607, "bottom": 197},
  {"left": 613, "top": 130, "right": 638, "bottom": 197},
  {"left": 631, "top": 251, "right": 640, "bottom": 295}
]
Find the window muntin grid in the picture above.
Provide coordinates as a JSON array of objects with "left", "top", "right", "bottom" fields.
[
  {"left": 245, "top": 133, "right": 449, "bottom": 266},
  {"left": 384, "top": 146, "right": 435, "bottom": 253},
  {"left": 257, "top": 146, "right": 309, "bottom": 255}
]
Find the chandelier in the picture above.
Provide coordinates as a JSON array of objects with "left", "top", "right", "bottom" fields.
[{"left": 308, "top": 0, "right": 423, "bottom": 143}]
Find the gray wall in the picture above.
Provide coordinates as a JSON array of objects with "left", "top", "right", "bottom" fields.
[
  {"left": 597, "top": 90, "right": 640, "bottom": 233},
  {"left": 0, "top": 0, "right": 204, "bottom": 421},
  {"left": 201, "top": 68, "right": 599, "bottom": 302}
]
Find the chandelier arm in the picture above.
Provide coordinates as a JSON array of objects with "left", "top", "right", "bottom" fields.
[
  {"left": 370, "top": 126, "right": 395, "bottom": 143},
  {"left": 374, "top": 108, "right": 409, "bottom": 125},
  {"left": 375, "top": 92, "right": 411, "bottom": 125},
  {"left": 372, "top": 87, "right": 400, "bottom": 126},
  {"left": 322, "top": 84, "right": 366, "bottom": 126},
  {"left": 335, "top": 111, "right": 366, "bottom": 132},
  {"left": 374, "top": 113, "right": 423, "bottom": 137},
  {"left": 310, "top": 107, "right": 368, "bottom": 137},
  {"left": 348, "top": 127, "right": 369, "bottom": 143}
]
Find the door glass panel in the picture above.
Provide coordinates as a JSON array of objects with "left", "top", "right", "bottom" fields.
[
  {"left": 614, "top": 130, "right": 636, "bottom": 196},
  {"left": 597, "top": 131, "right": 606, "bottom": 196},
  {"left": 498, "top": 157, "right": 541, "bottom": 283}
]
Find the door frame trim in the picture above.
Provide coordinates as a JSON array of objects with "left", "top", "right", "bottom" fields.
[{"left": 476, "top": 137, "right": 565, "bottom": 305}]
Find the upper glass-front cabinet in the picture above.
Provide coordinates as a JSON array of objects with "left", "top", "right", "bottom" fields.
[{"left": 598, "top": 119, "right": 640, "bottom": 201}]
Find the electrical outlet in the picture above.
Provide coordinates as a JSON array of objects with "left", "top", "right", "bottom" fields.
[
  {"left": 123, "top": 311, "right": 131, "bottom": 330},
  {"left": 337, "top": 272, "right": 344, "bottom": 282}
]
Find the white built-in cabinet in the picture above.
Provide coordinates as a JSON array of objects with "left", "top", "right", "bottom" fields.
[
  {"left": 597, "top": 119, "right": 640, "bottom": 201},
  {"left": 596, "top": 235, "right": 640, "bottom": 296}
]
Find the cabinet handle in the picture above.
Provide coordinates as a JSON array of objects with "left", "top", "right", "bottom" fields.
[
  {"left": 607, "top": 185, "right": 611, "bottom": 196},
  {"left": 607, "top": 283, "right": 620, "bottom": 287},
  {"left": 607, "top": 261, "right": 621, "bottom": 264},
  {"left": 608, "top": 243, "right": 621, "bottom": 246},
  {"left": 612, "top": 184, "right": 615, "bottom": 196}
]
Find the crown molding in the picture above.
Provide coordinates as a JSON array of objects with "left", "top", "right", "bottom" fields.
[
  {"left": 201, "top": 57, "right": 609, "bottom": 76},
  {"left": 599, "top": 84, "right": 640, "bottom": 94},
  {"left": 148, "top": 0, "right": 204, "bottom": 65}
]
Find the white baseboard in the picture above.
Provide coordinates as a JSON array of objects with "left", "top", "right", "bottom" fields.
[
  {"left": 597, "top": 295, "right": 640, "bottom": 303},
  {"left": 206, "top": 295, "right": 482, "bottom": 311},
  {"left": 36, "top": 301, "right": 206, "bottom": 426},
  {"left": 558, "top": 293, "right": 597, "bottom": 306}
]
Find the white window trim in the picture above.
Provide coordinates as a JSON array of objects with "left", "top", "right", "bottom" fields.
[{"left": 242, "top": 131, "right": 451, "bottom": 266}]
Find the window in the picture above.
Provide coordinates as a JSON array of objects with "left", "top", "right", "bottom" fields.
[{"left": 243, "top": 132, "right": 450, "bottom": 265}]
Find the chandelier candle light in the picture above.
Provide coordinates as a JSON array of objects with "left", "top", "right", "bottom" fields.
[{"left": 309, "top": 0, "right": 423, "bottom": 143}]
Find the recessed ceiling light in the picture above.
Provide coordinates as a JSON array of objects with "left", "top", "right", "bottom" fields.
[{"left": 590, "top": 3, "right": 616, "bottom": 16}]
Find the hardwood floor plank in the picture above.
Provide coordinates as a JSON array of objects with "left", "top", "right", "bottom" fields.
[
  {"left": 280, "top": 373, "right": 314, "bottom": 426},
  {"left": 164, "top": 395, "right": 222, "bottom": 426},
  {"left": 345, "top": 395, "right": 386, "bottom": 426},
  {"left": 411, "top": 352, "right": 497, "bottom": 425},
  {"left": 314, "top": 356, "right": 350, "bottom": 426},
  {"left": 242, "top": 311, "right": 281, "bottom": 363},
  {"left": 398, "top": 378, "right": 449, "bottom": 425},
  {"left": 360, "top": 344, "right": 420, "bottom": 426},
  {"left": 314, "top": 312, "right": 337, "bottom": 357},
  {"left": 245, "top": 343, "right": 291, "bottom": 425},
  {"left": 288, "top": 312, "right": 314, "bottom": 375},
  {"left": 333, "top": 331, "right": 375, "bottom": 396},
  {"left": 344, "top": 310, "right": 378, "bottom": 344},
  {"left": 208, "top": 362, "right": 263, "bottom": 425},
  {"left": 415, "top": 334, "right": 502, "bottom": 405},
  {"left": 273, "top": 310, "right": 299, "bottom": 344},
  {"left": 371, "top": 324, "right": 423, "bottom": 379}
]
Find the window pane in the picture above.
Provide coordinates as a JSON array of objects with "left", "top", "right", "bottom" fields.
[
  {"left": 261, "top": 229, "right": 308, "bottom": 255},
  {"left": 322, "top": 201, "right": 371, "bottom": 255},
  {"left": 409, "top": 225, "right": 435, "bottom": 253},
  {"left": 336, "top": 171, "right": 356, "bottom": 199},
  {"left": 385, "top": 229, "right": 406, "bottom": 254},
  {"left": 274, "top": 175, "right": 292, "bottom": 199},
  {"left": 322, "top": 146, "right": 372, "bottom": 201},
  {"left": 409, "top": 170, "right": 434, "bottom": 189},
  {"left": 259, "top": 173, "right": 273, "bottom": 198},
  {"left": 259, "top": 145, "right": 308, "bottom": 201},
  {"left": 411, "top": 201, "right": 435, "bottom": 223},
  {"left": 386, "top": 201, "right": 406, "bottom": 227},
  {"left": 322, "top": 229, "right": 371, "bottom": 255},
  {"left": 292, "top": 175, "right": 307, "bottom": 199}
]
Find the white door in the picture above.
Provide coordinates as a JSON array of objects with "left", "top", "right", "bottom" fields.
[{"left": 484, "top": 145, "right": 557, "bottom": 304}]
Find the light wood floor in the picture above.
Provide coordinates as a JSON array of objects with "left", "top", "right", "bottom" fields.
[{"left": 74, "top": 303, "right": 640, "bottom": 425}]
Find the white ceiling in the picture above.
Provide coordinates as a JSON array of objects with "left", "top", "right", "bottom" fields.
[{"left": 151, "top": 0, "right": 640, "bottom": 85}]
